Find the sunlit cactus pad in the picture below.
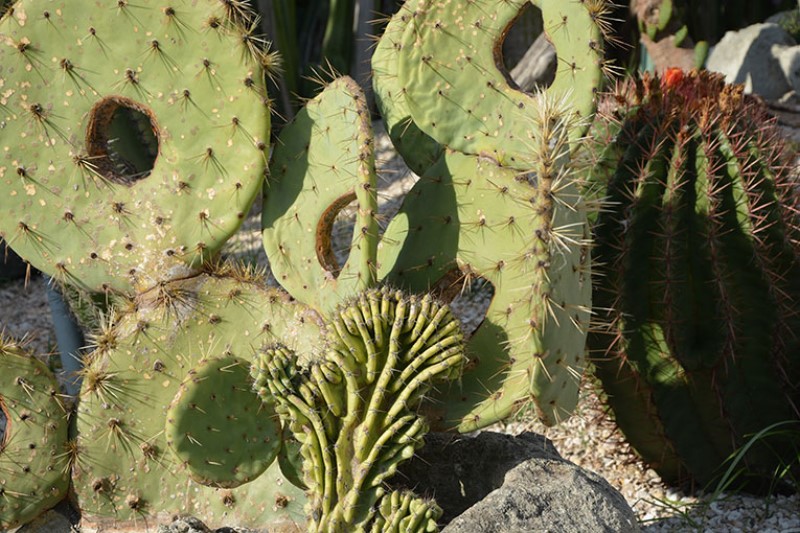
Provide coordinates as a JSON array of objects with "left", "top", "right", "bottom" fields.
[
  {"left": 73, "top": 268, "right": 323, "bottom": 529},
  {"left": 0, "top": 336, "right": 69, "bottom": 530},
  {"left": 0, "top": 0, "right": 272, "bottom": 294}
]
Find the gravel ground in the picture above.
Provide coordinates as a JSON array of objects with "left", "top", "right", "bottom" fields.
[{"left": 0, "top": 123, "right": 798, "bottom": 532}]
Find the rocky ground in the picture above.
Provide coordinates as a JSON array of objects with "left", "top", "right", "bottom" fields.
[{"left": 1, "top": 123, "right": 799, "bottom": 532}]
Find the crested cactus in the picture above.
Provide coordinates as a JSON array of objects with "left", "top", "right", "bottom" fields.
[
  {"left": 263, "top": 76, "right": 378, "bottom": 314},
  {"left": 587, "top": 69, "right": 800, "bottom": 490},
  {"left": 254, "top": 287, "right": 464, "bottom": 532},
  {"left": 0, "top": 335, "right": 69, "bottom": 530},
  {"left": 73, "top": 266, "right": 323, "bottom": 529},
  {"left": 0, "top": 0, "right": 274, "bottom": 295}
]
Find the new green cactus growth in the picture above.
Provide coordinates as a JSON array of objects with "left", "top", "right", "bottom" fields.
[
  {"left": 263, "top": 76, "right": 378, "bottom": 314},
  {"left": 0, "top": 0, "right": 274, "bottom": 294},
  {"left": 0, "top": 335, "right": 69, "bottom": 530},
  {"left": 254, "top": 288, "right": 464, "bottom": 532},
  {"left": 165, "top": 355, "right": 283, "bottom": 489},
  {"left": 73, "top": 267, "right": 321, "bottom": 529},
  {"left": 588, "top": 69, "right": 800, "bottom": 489}
]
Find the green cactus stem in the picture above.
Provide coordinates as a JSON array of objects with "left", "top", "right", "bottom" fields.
[
  {"left": 263, "top": 76, "right": 378, "bottom": 313},
  {"left": 0, "top": 0, "right": 274, "bottom": 295},
  {"left": 73, "top": 265, "right": 323, "bottom": 529},
  {"left": 588, "top": 69, "right": 800, "bottom": 490},
  {"left": 254, "top": 287, "right": 463, "bottom": 532},
  {"left": 0, "top": 335, "right": 69, "bottom": 530},
  {"left": 378, "top": 92, "right": 592, "bottom": 431},
  {"left": 391, "top": 0, "right": 611, "bottom": 169},
  {"left": 165, "top": 355, "right": 283, "bottom": 489}
]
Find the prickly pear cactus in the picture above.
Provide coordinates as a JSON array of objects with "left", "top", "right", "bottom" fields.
[
  {"left": 0, "top": 0, "right": 274, "bottom": 294},
  {"left": 588, "top": 69, "right": 800, "bottom": 489},
  {"left": 165, "top": 355, "right": 283, "bottom": 489},
  {"left": 369, "top": 0, "right": 609, "bottom": 431},
  {"left": 254, "top": 288, "right": 464, "bottom": 532},
  {"left": 378, "top": 96, "right": 592, "bottom": 431},
  {"left": 0, "top": 336, "right": 69, "bottom": 530},
  {"left": 371, "top": 2, "right": 443, "bottom": 176},
  {"left": 263, "top": 76, "right": 378, "bottom": 314},
  {"left": 391, "top": 0, "right": 610, "bottom": 169},
  {"left": 73, "top": 266, "right": 323, "bottom": 529}
]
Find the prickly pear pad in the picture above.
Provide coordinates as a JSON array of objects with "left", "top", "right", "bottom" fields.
[
  {"left": 263, "top": 76, "right": 378, "bottom": 313},
  {"left": 379, "top": 147, "right": 591, "bottom": 431},
  {"left": 73, "top": 271, "right": 321, "bottom": 530},
  {"left": 395, "top": 0, "right": 607, "bottom": 169},
  {"left": 371, "top": 0, "right": 443, "bottom": 176},
  {"left": 0, "top": 0, "right": 271, "bottom": 294},
  {"left": 165, "top": 355, "right": 282, "bottom": 489},
  {"left": 0, "top": 338, "right": 69, "bottom": 530}
]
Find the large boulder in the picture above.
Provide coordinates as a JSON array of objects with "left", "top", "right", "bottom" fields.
[
  {"left": 707, "top": 23, "right": 796, "bottom": 99},
  {"left": 394, "top": 432, "right": 640, "bottom": 533}
]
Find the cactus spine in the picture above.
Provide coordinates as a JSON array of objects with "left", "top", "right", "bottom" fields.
[{"left": 588, "top": 70, "right": 800, "bottom": 489}]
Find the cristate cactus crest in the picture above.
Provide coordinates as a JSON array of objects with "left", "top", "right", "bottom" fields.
[
  {"left": 588, "top": 69, "right": 800, "bottom": 490},
  {"left": 254, "top": 288, "right": 465, "bottom": 532}
]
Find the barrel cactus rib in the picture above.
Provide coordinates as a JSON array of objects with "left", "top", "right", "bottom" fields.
[
  {"left": 0, "top": 0, "right": 271, "bottom": 294},
  {"left": 394, "top": 0, "right": 608, "bottom": 169},
  {"left": 254, "top": 288, "right": 462, "bottom": 532},
  {"left": 0, "top": 336, "right": 69, "bottom": 530},
  {"left": 263, "top": 76, "right": 378, "bottom": 313},
  {"left": 73, "top": 269, "right": 322, "bottom": 529},
  {"left": 589, "top": 70, "right": 800, "bottom": 489}
]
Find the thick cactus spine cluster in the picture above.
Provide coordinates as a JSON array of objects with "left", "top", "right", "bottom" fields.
[
  {"left": 372, "top": 0, "right": 609, "bottom": 430},
  {"left": 0, "top": 0, "right": 272, "bottom": 294},
  {"left": 588, "top": 70, "right": 800, "bottom": 489},
  {"left": 0, "top": 336, "right": 69, "bottom": 529},
  {"left": 254, "top": 288, "right": 464, "bottom": 532}
]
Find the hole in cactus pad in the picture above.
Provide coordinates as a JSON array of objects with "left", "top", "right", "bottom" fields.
[
  {"left": 317, "top": 192, "right": 359, "bottom": 277},
  {"left": 500, "top": 3, "right": 556, "bottom": 93},
  {"left": 86, "top": 96, "right": 159, "bottom": 186},
  {"left": 434, "top": 268, "right": 495, "bottom": 339}
]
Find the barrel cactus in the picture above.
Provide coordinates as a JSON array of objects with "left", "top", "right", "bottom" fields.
[{"left": 587, "top": 69, "right": 800, "bottom": 490}]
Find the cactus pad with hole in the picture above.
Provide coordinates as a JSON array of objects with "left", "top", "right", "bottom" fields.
[
  {"left": 0, "top": 0, "right": 271, "bottom": 294},
  {"left": 263, "top": 76, "right": 378, "bottom": 313}
]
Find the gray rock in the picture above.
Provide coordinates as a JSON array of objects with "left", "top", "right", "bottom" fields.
[
  {"left": 776, "top": 45, "right": 800, "bottom": 93},
  {"left": 16, "top": 509, "right": 73, "bottom": 533},
  {"left": 393, "top": 432, "right": 640, "bottom": 533},
  {"left": 707, "top": 23, "right": 796, "bottom": 100}
]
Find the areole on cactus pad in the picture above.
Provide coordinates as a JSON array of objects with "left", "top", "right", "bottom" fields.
[{"left": 587, "top": 69, "right": 800, "bottom": 490}]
